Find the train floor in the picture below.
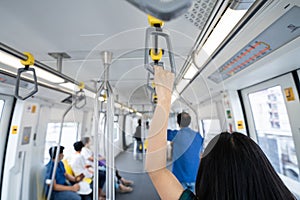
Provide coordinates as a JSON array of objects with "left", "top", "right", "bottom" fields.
[{"left": 113, "top": 144, "right": 161, "bottom": 200}]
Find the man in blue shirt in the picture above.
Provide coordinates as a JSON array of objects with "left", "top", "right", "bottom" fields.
[
  {"left": 45, "top": 146, "right": 84, "bottom": 200},
  {"left": 167, "top": 112, "right": 203, "bottom": 193}
]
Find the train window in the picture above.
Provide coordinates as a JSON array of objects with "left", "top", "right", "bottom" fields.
[
  {"left": 99, "top": 113, "right": 119, "bottom": 141},
  {"left": 248, "top": 85, "right": 299, "bottom": 181},
  {"left": 43, "top": 122, "right": 79, "bottom": 164},
  {"left": 0, "top": 100, "right": 4, "bottom": 120}
]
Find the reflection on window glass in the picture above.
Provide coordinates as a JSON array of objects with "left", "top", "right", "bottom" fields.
[
  {"left": 114, "top": 122, "right": 119, "bottom": 141},
  {"left": 248, "top": 85, "right": 299, "bottom": 181},
  {"left": 44, "top": 122, "right": 78, "bottom": 164},
  {"left": 99, "top": 113, "right": 119, "bottom": 141},
  {"left": 0, "top": 100, "right": 4, "bottom": 121}
]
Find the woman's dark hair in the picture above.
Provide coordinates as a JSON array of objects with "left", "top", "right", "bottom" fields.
[
  {"left": 177, "top": 112, "right": 191, "bottom": 127},
  {"left": 195, "top": 132, "right": 295, "bottom": 200},
  {"left": 81, "top": 137, "right": 90, "bottom": 146},
  {"left": 73, "top": 141, "right": 84, "bottom": 152}
]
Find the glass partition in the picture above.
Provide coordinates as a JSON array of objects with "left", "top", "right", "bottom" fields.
[{"left": 248, "top": 85, "right": 299, "bottom": 181}]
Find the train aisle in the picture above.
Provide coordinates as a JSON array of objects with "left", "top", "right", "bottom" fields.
[{"left": 115, "top": 145, "right": 160, "bottom": 200}]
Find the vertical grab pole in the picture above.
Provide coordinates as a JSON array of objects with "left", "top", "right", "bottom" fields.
[
  {"left": 47, "top": 104, "right": 74, "bottom": 200},
  {"left": 101, "top": 51, "right": 115, "bottom": 200},
  {"left": 47, "top": 89, "right": 86, "bottom": 200},
  {"left": 106, "top": 82, "right": 115, "bottom": 200},
  {"left": 93, "top": 81, "right": 104, "bottom": 200}
]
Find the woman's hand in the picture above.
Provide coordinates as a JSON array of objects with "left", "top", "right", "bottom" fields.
[
  {"left": 154, "top": 66, "right": 174, "bottom": 104},
  {"left": 75, "top": 173, "right": 84, "bottom": 183}
]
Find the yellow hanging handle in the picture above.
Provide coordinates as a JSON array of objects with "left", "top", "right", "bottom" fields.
[
  {"left": 20, "top": 52, "right": 35, "bottom": 66},
  {"left": 150, "top": 48, "right": 163, "bottom": 62},
  {"left": 78, "top": 82, "right": 85, "bottom": 90},
  {"left": 147, "top": 15, "right": 164, "bottom": 27},
  {"left": 153, "top": 94, "right": 158, "bottom": 104},
  {"left": 103, "top": 93, "right": 107, "bottom": 101}
]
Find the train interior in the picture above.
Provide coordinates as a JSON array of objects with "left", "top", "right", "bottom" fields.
[{"left": 0, "top": 0, "right": 300, "bottom": 199}]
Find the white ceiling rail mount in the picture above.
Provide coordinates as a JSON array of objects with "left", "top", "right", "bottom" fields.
[{"left": 48, "top": 52, "right": 71, "bottom": 73}]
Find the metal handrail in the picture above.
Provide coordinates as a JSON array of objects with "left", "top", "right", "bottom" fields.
[{"left": 47, "top": 89, "right": 86, "bottom": 200}]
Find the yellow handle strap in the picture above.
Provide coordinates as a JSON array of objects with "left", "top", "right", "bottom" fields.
[
  {"left": 147, "top": 15, "right": 164, "bottom": 27},
  {"left": 20, "top": 52, "right": 35, "bottom": 66}
]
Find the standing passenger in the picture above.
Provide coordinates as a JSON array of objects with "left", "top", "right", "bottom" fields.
[
  {"left": 145, "top": 66, "right": 295, "bottom": 200},
  {"left": 133, "top": 119, "right": 143, "bottom": 153},
  {"left": 167, "top": 112, "right": 203, "bottom": 192}
]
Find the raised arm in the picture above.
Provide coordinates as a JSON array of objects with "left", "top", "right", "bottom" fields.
[{"left": 145, "top": 66, "right": 184, "bottom": 199}]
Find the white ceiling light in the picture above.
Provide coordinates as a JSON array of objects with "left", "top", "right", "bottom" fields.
[
  {"left": 98, "top": 96, "right": 105, "bottom": 102},
  {"left": 84, "top": 89, "right": 96, "bottom": 98},
  {"left": 114, "top": 102, "right": 122, "bottom": 109},
  {"left": 60, "top": 82, "right": 78, "bottom": 91},
  {"left": 34, "top": 68, "right": 64, "bottom": 83},
  {"left": 183, "top": 64, "right": 198, "bottom": 79},
  {"left": 0, "top": 50, "right": 64, "bottom": 83},
  {"left": 0, "top": 51, "right": 24, "bottom": 68},
  {"left": 136, "top": 112, "right": 142, "bottom": 117},
  {"left": 195, "top": 8, "right": 247, "bottom": 68}
]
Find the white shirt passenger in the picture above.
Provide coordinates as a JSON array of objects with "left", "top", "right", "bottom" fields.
[
  {"left": 81, "top": 146, "right": 94, "bottom": 166},
  {"left": 70, "top": 153, "right": 93, "bottom": 178}
]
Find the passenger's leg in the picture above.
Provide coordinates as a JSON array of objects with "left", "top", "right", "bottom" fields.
[
  {"left": 98, "top": 169, "right": 106, "bottom": 197},
  {"left": 80, "top": 194, "right": 92, "bottom": 200},
  {"left": 116, "top": 169, "right": 134, "bottom": 186},
  {"left": 115, "top": 169, "right": 122, "bottom": 181},
  {"left": 118, "top": 183, "right": 133, "bottom": 193},
  {"left": 52, "top": 191, "right": 81, "bottom": 200}
]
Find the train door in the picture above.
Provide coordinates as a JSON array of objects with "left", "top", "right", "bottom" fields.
[
  {"left": 0, "top": 94, "right": 14, "bottom": 189},
  {"left": 241, "top": 72, "right": 300, "bottom": 197}
]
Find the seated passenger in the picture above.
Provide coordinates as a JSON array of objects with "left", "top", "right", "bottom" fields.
[
  {"left": 45, "top": 146, "right": 84, "bottom": 200},
  {"left": 81, "top": 137, "right": 133, "bottom": 193},
  {"left": 70, "top": 141, "right": 106, "bottom": 199},
  {"left": 145, "top": 66, "right": 296, "bottom": 200}
]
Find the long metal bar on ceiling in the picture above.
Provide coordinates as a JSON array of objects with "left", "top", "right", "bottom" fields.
[{"left": 0, "top": 42, "right": 94, "bottom": 92}]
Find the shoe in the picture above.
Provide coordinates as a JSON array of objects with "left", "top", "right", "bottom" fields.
[
  {"left": 121, "top": 178, "right": 134, "bottom": 186},
  {"left": 118, "top": 185, "right": 133, "bottom": 193}
]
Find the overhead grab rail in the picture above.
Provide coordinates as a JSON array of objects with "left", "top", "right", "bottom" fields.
[
  {"left": 126, "top": 0, "right": 193, "bottom": 21},
  {"left": 15, "top": 52, "right": 38, "bottom": 100},
  {"left": 0, "top": 42, "right": 94, "bottom": 93},
  {"left": 144, "top": 15, "right": 176, "bottom": 106},
  {"left": 47, "top": 84, "right": 87, "bottom": 200}
]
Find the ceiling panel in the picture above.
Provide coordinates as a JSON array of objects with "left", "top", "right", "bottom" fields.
[{"left": 0, "top": 0, "right": 204, "bottom": 106}]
